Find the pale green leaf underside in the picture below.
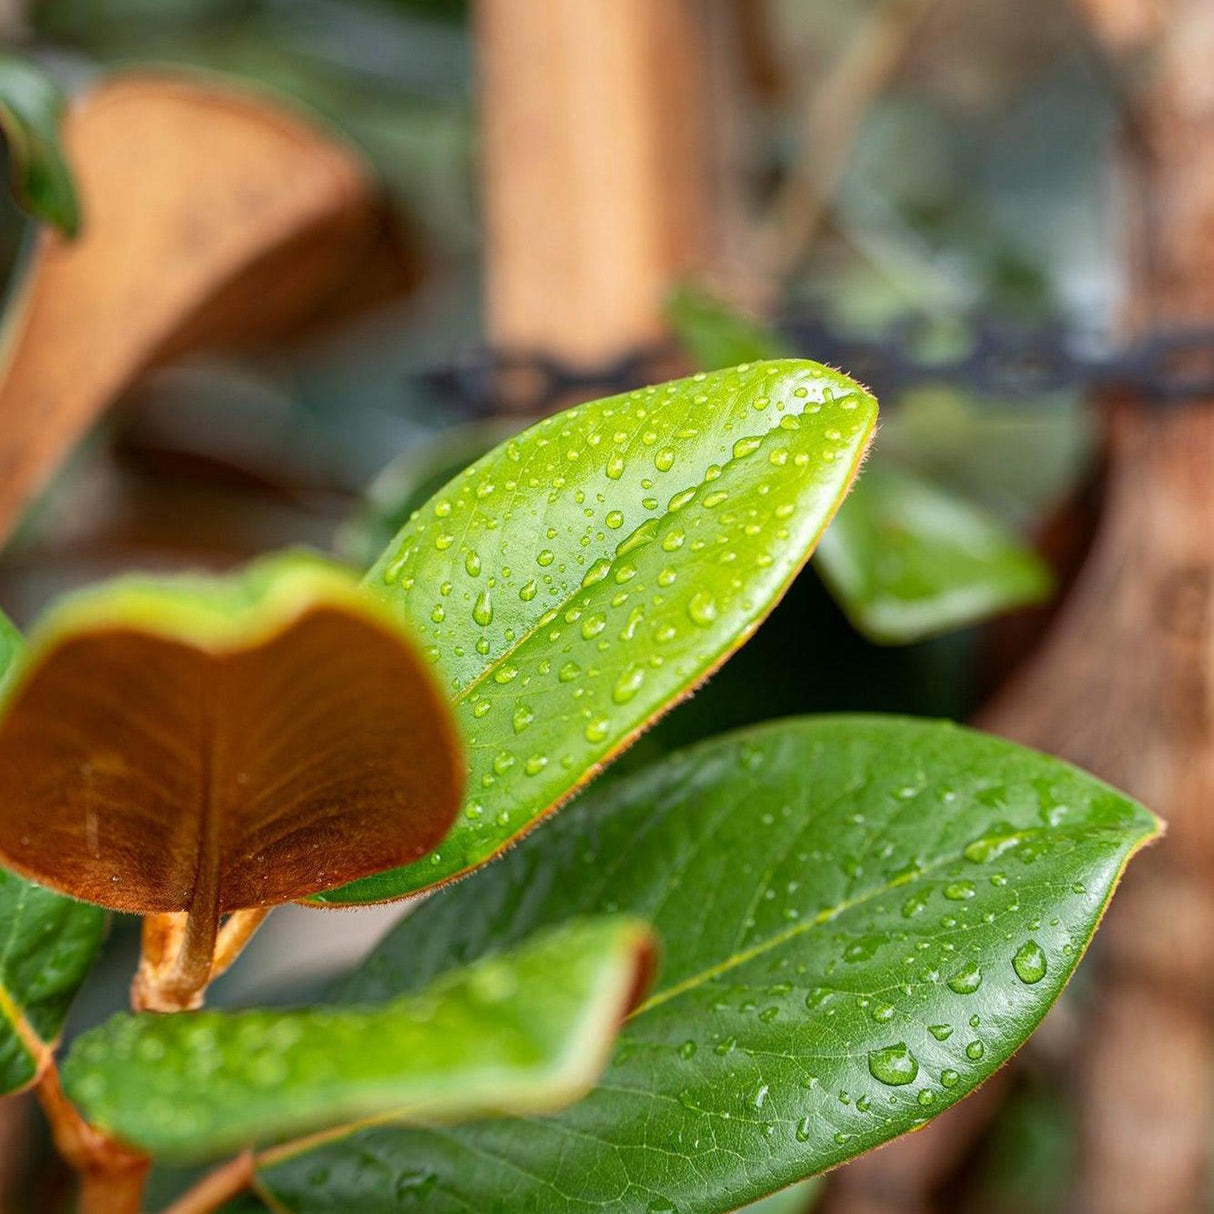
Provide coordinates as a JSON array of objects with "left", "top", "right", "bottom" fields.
[
  {"left": 814, "top": 462, "right": 1051, "bottom": 644},
  {"left": 318, "top": 360, "right": 877, "bottom": 904},
  {"left": 0, "top": 609, "right": 106, "bottom": 1094},
  {"left": 63, "top": 916, "right": 651, "bottom": 1162},
  {"left": 263, "top": 716, "right": 1157, "bottom": 1214},
  {"left": 0, "top": 52, "right": 80, "bottom": 235}
]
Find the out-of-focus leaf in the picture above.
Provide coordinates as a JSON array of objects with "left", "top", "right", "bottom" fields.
[
  {"left": 314, "top": 361, "right": 877, "bottom": 904},
  {"left": 64, "top": 916, "right": 653, "bottom": 1162},
  {"left": 815, "top": 461, "right": 1051, "bottom": 644},
  {"left": 0, "top": 70, "right": 381, "bottom": 549},
  {"left": 667, "top": 288, "right": 1057, "bottom": 643},
  {"left": 0, "top": 52, "right": 79, "bottom": 236},
  {"left": 262, "top": 716, "right": 1158, "bottom": 1213},
  {"left": 0, "top": 551, "right": 462, "bottom": 913}
]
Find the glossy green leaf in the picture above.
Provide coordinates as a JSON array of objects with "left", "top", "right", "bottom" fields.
[
  {"left": 316, "top": 360, "right": 877, "bottom": 904},
  {"left": 814, "top": 462, "right": 1051, "bottom": 644},
  {"left": 0, "top": 608, "right": 107, "bottom": 1094},
  {"left": 0, "top": 869, "right": 107, "bottom": 1094},
  {"left": 263, "top": 716, "right": 1157, "bottom": 1213},
  {"left": 0, "top": 52, "right": 80, "bottom": 235},
  {"left": 667, "top": 288, "right": 1053, "bottom": 644},
  {"left": 63, "top": 915, "right": 653, "bottom": 1162}
]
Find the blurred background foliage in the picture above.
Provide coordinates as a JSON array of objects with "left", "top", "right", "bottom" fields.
[{"left": 0, "top": 1, "right": 1130, "bottom": 1210}]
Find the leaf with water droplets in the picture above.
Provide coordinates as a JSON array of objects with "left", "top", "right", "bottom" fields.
[
  {"left": 668, "top": 287, "right": 1052, "bottom": 645},
  {"left": 0, "top": 608, "right": 108, "bottom": 1094},
  {"left": 317, "top": 361, "right": 877, "bottom": 904},
  {"left": 62, "top": 916, "right": 653, "bottom": 1161},
  {"left": 262, "top": 716, "right": 1157, "bottom": 1213},
  {"left": 0, "top": 551, "right": 463, "bottom": 915}
]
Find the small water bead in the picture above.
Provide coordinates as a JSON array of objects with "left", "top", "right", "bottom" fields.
[
  {"left": 669, "top": 488, "right": 696, "bottom": 512},
  {"left": 559, "top": 661, "right": 581, "bottom": 682},
  {"left": 435, "top": 533, "right": 455, "bottom": 551},
  {"left": 581, "top": 613, "right": 607, "bottom": 639},
  {"left": 917, "top": 1090, "right": 935, "bottom": 1107},
  {"left": 585, "top": 717, "right": 609, "bottom": 743},
  {"left": 524, "top": 755, "right": 548, "bottom": 776},
  {"left": 473, "top": 589, "right": 493, "bottom": 627},
  {"left": 464, "top": 550, "right": 482, "bottom": 577},
  {"left": 519, "top": 580, "right": 538, "bottom": 601},
  {"left": 969, "top": 1014, "right": 980, "bottom": 1029},
  {"left": 940, "top": 1069, "right": 960, "bottom": 1089},
  {"left": 606, "top": 454, "right": 626, "bottom": 480},
  {"left": 732, "top": 436, "right": 762, "bottom": 459},
  {"left": 605, "top": 510, "right": 625, "bottom": 530},
  {"left": 944, "top": 881, "right": 976, "bottom": 901},
  {"left": 492, "top": 751, "right": 515, "bottom": 776},
  {"left": 677, "top": 1040, "right": 697, "bottom": 1060},
  {"left": 537, "top": 550, "right": 555, "bottom": 566},
  {"left": 613, "top": 667, "right": 645, "bottom": 704},
  {"left": 655, "top": 447, "right": 676, "bottom": 472},
  {"left": 430, "top": 605, "right": 446, "bottom": 624},
  {"left": 582, "top": 559, "right": 612, "bottom": 587},
  {"left": 703, "top": 490, "right": 729, "bottom": 509},
  {"left": 513, "top": 704, "right": 534, "bottom": 734},
  {"left": 868, "top": 1043, "right": 919, "bottom": 1087},
  {"left": 615, "top": 563, "right": 637, "bottom": 584},
  {"left": 472, "top": 699, "right": 492, "bottom": 719},
  {"left": 1012, "top": 940, "right": 1047, "bottom": 985},
  {"left": 687, "top": 591, "right": 718, "bottom": 627},
  {"left": 965, "top": 1041, "right": 985, "bottom": 1061},
  {"left": 494, "top": 665, "right": 519, "bottom": 684},
  {"left": 869, "top": 1001, "right": 895, "bottom": 1023},
  {"left": 657, "top": 567, "right": 677, "bottom": 587},
  {"left": 796, "top": 1116, "right": 812, "bottom": 1142},
  {"left": 928, "top": 1024, "right": 953, "bottom": 1042}
]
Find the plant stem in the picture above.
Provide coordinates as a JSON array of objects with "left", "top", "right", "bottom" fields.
[
  {"left": 211, "top": 908, "right": 271, "bottom": 981},
  {"left": 35, "top": 1064, "right": 149, "bottom": 1214},
  {"left": 160, "top": 1151, "right": 256, "bottom": 1214}
]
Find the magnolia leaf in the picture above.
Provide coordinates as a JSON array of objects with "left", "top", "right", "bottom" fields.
[
  {"left": 0, "top": 52, "right": 80, "bottom": 236},
  {"left": 63, "top": 916, "right": 653, "bottom": 1162},
  {"left": 0, "top": 71, "right": 381, "bottom": 548},
  {"left": 313, "top": 360, "right": 877, "bottom": 904},
  {"left": 0, "top": 551, "right": 462, "bottom": 914},
  {"left": 0, "top": 608, "right": 108, "bottom": 1094},
  {"left": 814, "top": 462, "right": 1052, "bottom": 644},
  {"left": 262, "top": 716, "right": 1158, "bottom": 1213},
  {"left": 667, "top": 287, "right": 1053, "bottom": 644}
]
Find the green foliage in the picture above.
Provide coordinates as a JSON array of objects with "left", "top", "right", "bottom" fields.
[
  {"left": 63, "top": 916, "right": 651, "bottom": 1162},
  {"left": 260, "top": 716, "right": 1157, "bottom": 1213},
  {"left": 666, "top": 287, "right": 1054, "bottom": 644},
  {"left": 0, "top": 52, "right": 80, "bottom": 236},
  {"left": 317, "top": 360, "right": 877, "bottom": 903},
  {"left": 814, "top": 462, "right": 1051, "bottom": 643}
]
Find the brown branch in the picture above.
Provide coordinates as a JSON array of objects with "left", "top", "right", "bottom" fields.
[
  {"left": 160, "top": 1151, "right": 256, "bottom": 1214},
  {"left": 35, "top": 1064, "right": 149, "bottom": 1214},
  {"left": 211, "top": 908, "right": 271, "bottom": 982}
]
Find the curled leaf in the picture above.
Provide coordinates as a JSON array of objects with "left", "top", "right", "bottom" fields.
[{"left": 0, "top": 552, "right": 463, "bottom": 916}]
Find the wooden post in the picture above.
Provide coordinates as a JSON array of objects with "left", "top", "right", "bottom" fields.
[
  {"left": 981, "top": 5, "right": 1214, "bottom": 1212},
  {"left": 476, "top": 0, "right": 712, "bottom": 368}
]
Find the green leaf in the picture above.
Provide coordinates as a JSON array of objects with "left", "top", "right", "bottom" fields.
[
  {"left": 0, "top": 868, "right": 107, "bottom": 1094},
  {"left": 814, "top": 462, "right": 1052, "bottom": 644},
  {"left": 0, "top": 550, "right": 463, "bottom": 914},
  {"left": 741, "top": 1179, "right": 821, "bottom": 1213},
  {"left": 262, "top": 716, "right": 1158, "bottom": 1213},
  {"left": 666, "top": 288, "right": 1054, "bottom": 645},
  {"left": 0, "top": 52, "right": 80, "bottom": 236},
  {"left": 0, "top": 608, "right": 107, "bottom": 1094},
  {"left": 62, "top": 915, "right": 653, "bottom": 1162},
  {"left": 315, "top": 360, "right": 877, "bottom": 904}
]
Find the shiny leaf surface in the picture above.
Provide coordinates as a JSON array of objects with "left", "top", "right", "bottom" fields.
[
  {"left": 0, "top": 52, "right": 80, "bottom": 235},
  {"left": 63, "top": 916, "right": 653, "bottom": 1162},
  {"left": 814, "top": 462, "right": 1051, "bottom": 644},
  {"left": 0, "top": 551, "right": 462, "bottom": 913},
  {"left": 316, "top": 361, "right": 877, "bottom": 904},
  {"left": 264, "top": 716, "right": 1157, "bottom": 1213}
]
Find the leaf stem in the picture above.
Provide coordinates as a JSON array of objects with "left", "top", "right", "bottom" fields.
[
  {"left": 160, "top": 1151, "right": 256, "bottom": 1214},
  {"left": 211, "top": 908, "right": 271, "bottom": 981},
  {"left": 35, "top": 1063, "right": 149, "bottom": 1214}
]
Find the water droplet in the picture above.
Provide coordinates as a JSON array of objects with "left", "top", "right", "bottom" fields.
[
  {"left": 524, "top": 754, "right": 548, "bottom": 776},
  {"left": 581, "top": 612, "right": 607, "bottom": 639},
  {"left": 605, "top": 510, "right": 625, "bottom": 530},
  {"left": 585, "top": 717, "right": 609, "bottom": 743},
  {"left": 582, "top": 558, "right": 612, "bottom": 587},
  {"left": 965, "top": 1040, "right": 985, "bottom": 1061},
  {"left": 1012, "top": 940, "right": 1047, "bottom": 985},
  {"left": 677, "top": 1040, "right": 697, "bottom": 1060},
  {"left": 688, "top": 591, "right": 718, "bottom": 627},
  {"left": 869, "top": 1001, "right": 895, "bottom": 1023},
  {"left": 868, "top": 1043, "right": 919, "bottom": 1087},
  {"left": 473, "top": 588, "right": 493, "bottom": 627},
  {"left": 519, "top": 579, "right": 538, "bottom": 601},
  {"left": 947, "top": 964, "right": 983, "bottom": 995},
  {"left": 655, "top": 447, "right": 676, "bottom": 472},
  {"left": 796, "top": 1115, "right": 812, "bottom": 1142},
  {"left": 733, "top": 436, "right": 762, "bottom": 459},
  {"left": 537, "top": 549, "right": 555, "bottom": 566},
  {"left": 928, "top": 1024, "right": 953, "bottom": 1042},
  {"left": 559, "top": 661, "right": 581, "bottom": 682},
  {"left": 464, "top": 550, "right": 482, "bottom": 577},
  {"left": 944, "top": 880, "right": 976, "bottom": 901},
  {"left": 940, "top": 1068, "right": 960, "bottom": 1088},
  {"left": 606, "top": 453, "right": 626, "bottom": 480},
  {"left": 494, "top": 664, "right": 519, "bottom": 684},
  {"left": 613, "top": 667, "right": 645, "bottom": 704},
  {"left": 513, "top": 704, "right": 534, "bottom": 734}
]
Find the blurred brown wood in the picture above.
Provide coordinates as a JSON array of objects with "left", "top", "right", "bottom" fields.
[
  {"left": 476, "top": 0, "right": 713, "bottom": 368},
  {"left": 978, "top": 5, "right": 1214, "bottom": 1211},
  {"left": 0, "top": 72, "right": 388, "bottom": 551}
]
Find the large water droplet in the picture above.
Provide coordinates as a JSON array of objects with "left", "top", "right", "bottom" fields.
[
  {"left": 947, "top": 963, "right": 982, "bottom": 995},
  {"left": 868, "top": 1043, "right": 919, "bottom": 1087},
  {"left": 473, "top": 588, "right": 493, "bottom": 627},
  {"left": 1012, "top": 939, "right": 1047, "bottom": 985},
  {"left": 688, "top": 591, "right": 718, "bottom": 627}
]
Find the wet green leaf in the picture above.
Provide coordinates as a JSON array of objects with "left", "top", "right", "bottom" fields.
[
  {"left": 667, "top": 288, "right": 1054, "bottom": 644},
  {"left": 0, "top": 52, "right": 80, "bottom": 235},
  {"left": 263, "top": 716, "right": 1157, "bottom": 1213},
  {"left": 316, "top": 361, "right": 877, "bottom": 904},
  {"left": 62, "top": 915, "right": 652, "bottom": 1162},
  {"left": 814, "top": 462, "right": 1051, "bottom": 644},
  {"left": 741, "top": 1178, "right": 821, "bottom": 1213},
  {"left": 0, "top": 608, "right": 107, "bottom": 1094}
]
